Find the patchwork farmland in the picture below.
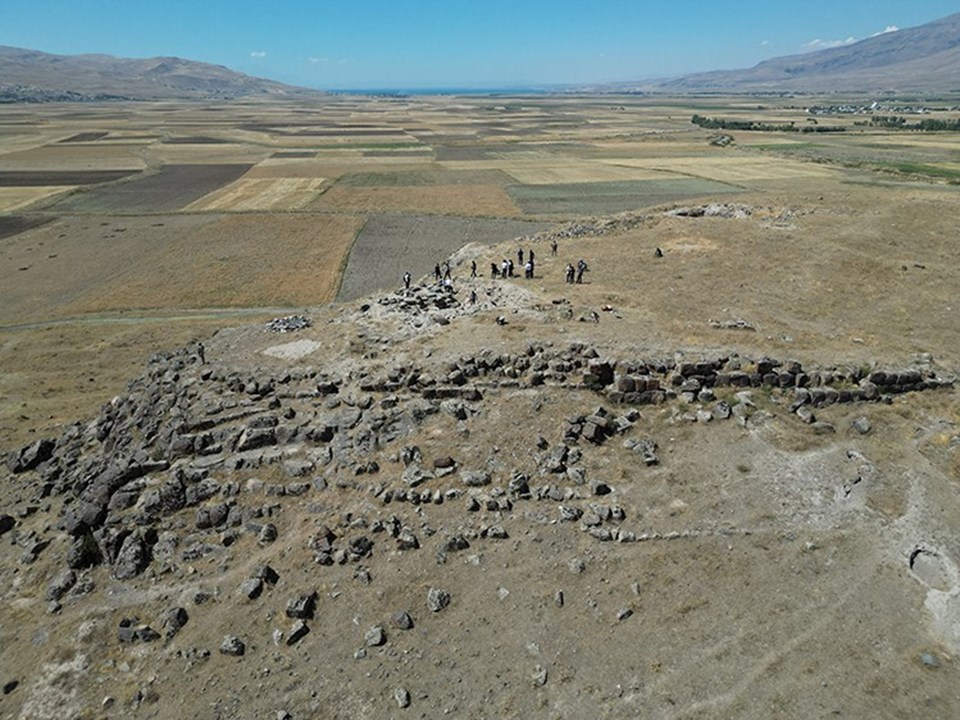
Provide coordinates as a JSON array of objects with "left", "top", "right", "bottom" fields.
[
  {"left": 1, "top": 90, "right": 960, "bottom": 720},
  {"left": 1, "top": 93, "right": 959, "bottom": 450}
]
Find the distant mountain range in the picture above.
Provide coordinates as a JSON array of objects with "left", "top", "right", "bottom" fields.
[
  {"left": 3, "top": 12, "right": 960, "bottom": 102},
  {"left": 0, "top": 46, "right": 320, "bottom": 102},
  {"left": 602, "top": 12, "right": 960, "bottom": 95}
]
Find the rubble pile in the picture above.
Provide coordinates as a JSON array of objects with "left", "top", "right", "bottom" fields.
[{"left": 266, "top": 315, "right": 312, "bottom": 333}]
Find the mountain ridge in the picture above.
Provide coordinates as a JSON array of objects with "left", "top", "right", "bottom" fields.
[
  {"left": 0, "top": 46, "right": 322, "bottom": 102},
  {"left": 604, "top": 12, "right": 960, "bottom": 94}
]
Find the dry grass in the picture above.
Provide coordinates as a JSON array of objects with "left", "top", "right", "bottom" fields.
[
  {"left": 0, "top": 186, "right": 71, "bottom": 212},
  {"left": 145, "top": 143, "right": 273, "bottom": 165},
  {"left": 0, "top": 317, "right": 246, "bottom": 449},
  {"left": 60, "top": 214, "right": 364, "bottom": 312},
  {"left": 599, "top": 154, "right": 842, "bottom": 182},
  {"left": 500, "top": 161, "right": 670, "bottom": 184},
  {"left": 524, "top": 180, "right": 960, "bottom": 363},
  {"left": 0, "top": 143, "right": 147, "bottom": 170},
  {"left": 184, "top": 177, "right": 329, "bottom": 211},
  {"left": 311, "top": 184, "right": 522, "bottom": 216}
]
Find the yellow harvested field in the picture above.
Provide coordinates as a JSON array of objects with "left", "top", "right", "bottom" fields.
[
  {"left": 0, "top": 144, "right": 147, "bottom": 170},
  {"left": 58, "top": 214, "right": 364, "bottom": 313},
  {"left": 598, "top": 156, "right": 841, "bottom": 182},
  {"left": 185, "top": 177, "right": 329, "bottom": 211},
  {"left": 312, "top": 184, "right": 521, "bottom": 216},
  {"left": 499, "top": 161, "right": 672, "bottom": 184},
  {"left": 245, "top": 160, "right": 434, "bottom": 179},
  {"left": 0, "top": 186, "right": 72, "bottom": 212},
  {"left": 146, "top": 144, "right": 273, "bottom": 165}
]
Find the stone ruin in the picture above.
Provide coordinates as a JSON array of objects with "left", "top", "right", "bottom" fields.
[{"left": 4, "top": 328, "right": 953, "bottom": 591}]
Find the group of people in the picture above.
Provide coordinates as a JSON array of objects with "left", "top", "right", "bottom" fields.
[
  {"left": 564, "top": 258, "right": 588, "bottom": 284},
  {"left": 490, "top": 247, "right": 537, "bottom": 280},
  {"left": 405, "top": 241, "right": 601, "bottom": 295}
]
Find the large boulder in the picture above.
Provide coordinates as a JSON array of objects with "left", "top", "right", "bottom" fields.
[{"left": 7, "top": 439, "right": 55, "bottom": 474}]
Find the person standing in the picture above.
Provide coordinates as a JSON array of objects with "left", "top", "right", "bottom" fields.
[
  {"left": 403, "top": 271, "right": 411, "bottom": 289},
  {"left": 470, "top": 260, "right": 477, "bottom": 277},
  {"left": 434, "top": 263, "right": 442, "bottom": 282},
  {"left": 517, "top": 248, "right": 524, "bottom": 266},
  {"left": 551, "top": 239, "right": 558, "bottom": 256}
]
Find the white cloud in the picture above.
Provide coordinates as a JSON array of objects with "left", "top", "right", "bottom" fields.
[
  {"left": 761, "top": 40, "right": 769, "bottom": 46},
  {"left": 308, "top": 56, "right": 329, "bottom": 64},
  {"left": 803, "top": 36, "right": 857, "bottom": 51},
  {"left": 250, "top": 51, "right": 267, "bottom": 58},
  {"left": 872, "top": 25, "right": 899, "bottom": 36}
]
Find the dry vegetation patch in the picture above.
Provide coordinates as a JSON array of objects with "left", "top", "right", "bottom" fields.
[
  {"left": 184, "top": 177, "right": 329, "bottom": 212},
  {"left": 0, "top": 316, "right": 243, "bottom": 449},
  {"left": 0, "top": 186, "right": 72, "bottom": 212},
  {"left": 58, "top": 213, "right": 364, "bottom": 312},
  {"left": 507, "top": 178, "right": 743, "bottom": 216},
  {"left": 312, "top": 184, "right": 522, "bottom": 217},
  {"left": 0, "top": 143, "right": 147, "bottom": 170}
]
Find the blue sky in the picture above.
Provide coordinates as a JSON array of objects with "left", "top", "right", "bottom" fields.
[{"left": 1, "top": 1, "right": 957, "bottom": 89}]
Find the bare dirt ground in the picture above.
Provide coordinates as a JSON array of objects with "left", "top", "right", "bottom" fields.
[
  {"left": 335, "top": 214, "right": 551, "bottom": 302},
  {"left": 0, "top": 95, "right": 959, "bottom": 720}
]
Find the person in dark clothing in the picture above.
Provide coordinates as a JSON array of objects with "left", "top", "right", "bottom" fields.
[
  {"left": 403, "top": 271, "right": 411, "bottom": 289},
  {"left": 471, "top": 260, "right": 477, "bottom": 277},
  {"left": 491, "top": 262, "right": 500, "bottom": 278},
  {"left": 434, "top": 263, "right": 442, "bottom": 281},
  {"left": 565, "top": 263, "right": 575, "bottom": 284}
]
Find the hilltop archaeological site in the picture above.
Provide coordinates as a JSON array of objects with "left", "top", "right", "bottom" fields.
[{"left": 1, "top": 93, "right": 960, "bottom": 719}]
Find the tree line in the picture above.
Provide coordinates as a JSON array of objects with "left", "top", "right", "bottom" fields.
[{"left": 690, "top": 115, "right": 846, "bottom": 133}]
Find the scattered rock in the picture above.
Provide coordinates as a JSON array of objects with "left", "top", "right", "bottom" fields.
[
  {"left": 44, "top": 569, "right": 77, "bottom": 602},
  {"left": 365, "top": 625, "right": 386, "bottom": 647},
  {"left": 287, "top": 620, "right": 310, "bottom": 646},
  {"left": 219, "top": 636, "right": 245, "bottom": 656},
  {"left": 394, "top": 686, "right": 411, "bottom": 708},
  {"left": 532, "top": 665, "right": 548, "bottom": 687},
  {"left": 852, "top": 416, "right": 872, "bottom": 435},
  {"left": 161, "top": 607, "right": 189, "bottom": 640},
  {"left": 427, "top": 587, "right": 451, "bottom": 612},
  {"left": 239, "top": 578, "right": 264, "bottom": 600},
  {"left": 286, "top": 592, "right": 318, "bottom": 620},
  {"left": 391, "top": 611, "right": 414, "bottom": 630}
]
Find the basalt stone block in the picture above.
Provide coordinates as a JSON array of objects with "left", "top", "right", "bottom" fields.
[{"left": 7, "top": 439, "right": 55, "bottom": 474}]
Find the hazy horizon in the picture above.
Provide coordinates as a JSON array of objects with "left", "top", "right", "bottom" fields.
[{"left": 2, "top": 1, "right": 957, "bottom": 90}]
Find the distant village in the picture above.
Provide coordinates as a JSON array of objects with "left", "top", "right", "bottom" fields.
[{"left": 805, "top": 101, "right": 934, "bottom": 116}]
